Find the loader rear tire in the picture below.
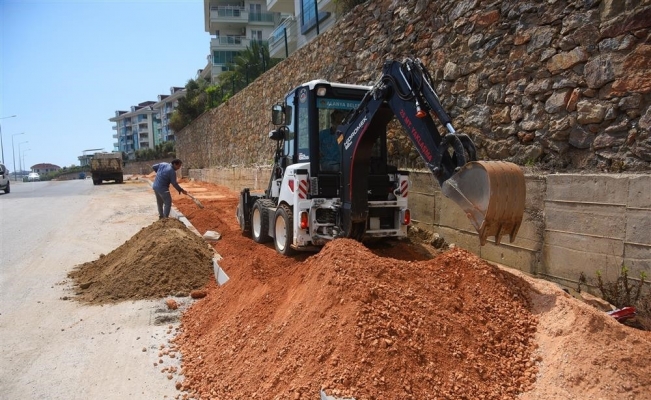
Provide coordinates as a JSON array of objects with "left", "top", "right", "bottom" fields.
[
  {"left": 274, "top": 204, "right": 295, "bottom": 256},
  {"left": 252, "top": 199, "right": 274, "bottom": 244}
]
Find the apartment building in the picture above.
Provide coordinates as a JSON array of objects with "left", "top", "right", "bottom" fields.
[
  {"left": 152, "top": 87, "right": 187, "bottom": 143},
  {"left": 110, "top": 101, "right": 160, "bottom": 160},
  {"left": 267, "top": 0, "right": 339, "bottom": 59},
  {"left": 203, "top": 0, "right": 284, "bottom": 82}
]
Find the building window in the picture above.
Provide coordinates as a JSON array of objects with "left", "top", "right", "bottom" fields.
[
  {"left": 300, "top": 0, "right": 330, "bottom": 34},
  {"left": 249, "top": 3, "right": 261, "bottom": 17},
  {"left": 251, "top": 30, "right": 263, "bottom": 42},
  {"left": 213, "top": 50, "right": 239, "bottom": 65},
  {"left": 301, "top": 0, "right": 315, "bottom": 25}
]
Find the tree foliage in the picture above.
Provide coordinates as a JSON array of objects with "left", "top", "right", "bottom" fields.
[
  {"left": 134, "top": 141, "right": 176, "bottom": 161},
  {"left": 168, "top": 41, "right": 280, "bottom": 133},
  {"left": 219, "top": 41, "right": 281, "bottom": 97}
]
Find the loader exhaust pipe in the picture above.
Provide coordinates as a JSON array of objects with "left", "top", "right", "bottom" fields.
[{"left": 441, "top": 161, "right": 526, "bottom": 246}]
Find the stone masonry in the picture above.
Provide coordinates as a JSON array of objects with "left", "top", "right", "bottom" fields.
[{"left": 177, "top": 0, "right": 651, "bottom": 173}]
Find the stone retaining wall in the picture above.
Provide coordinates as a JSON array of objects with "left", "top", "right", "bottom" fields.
[{"left": 177, "top": 0, "right": 651, "bottom": 172}]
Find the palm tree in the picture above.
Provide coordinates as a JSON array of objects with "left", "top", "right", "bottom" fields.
[{"left": 219, "top": 41, "right": 280, "bottom": 96}]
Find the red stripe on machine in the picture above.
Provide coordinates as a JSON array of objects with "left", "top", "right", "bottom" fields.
[{"left": 298, "top": 179, "right": 308, "bottom": 199}]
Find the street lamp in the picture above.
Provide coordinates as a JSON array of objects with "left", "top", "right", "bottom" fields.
[
  {"left": 11, "top": 132, "right": 25, "bottom": 181},
  {"left": 0, "top": 115, "right": 17, "bottom": 164},
  {"left": 22, "top": 149, "right": 31, "bottom": 175},
  {"left": 18, "top": 141, "right": 28, "bottom": 177}
]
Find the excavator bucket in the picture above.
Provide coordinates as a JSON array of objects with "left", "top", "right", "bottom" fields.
[{"left": 441, "top": 161, "right": 526, "bottom": 246}]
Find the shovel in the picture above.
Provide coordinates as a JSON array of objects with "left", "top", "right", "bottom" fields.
[{"left": 185, "top": 193, "right": 204, "bottom": 209}]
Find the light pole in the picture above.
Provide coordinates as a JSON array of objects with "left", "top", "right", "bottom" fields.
[
  {"left": 0, "top": 115, "right": 17, "bottom": 164},
  {"left": 18, "top": 141, "right": 28, "bottom": 177},
  {"left": 22, "top": 149, "right": 31, "bottom": 175},
  {"left": 11, "top": 132, "right": 25, "bottom": 181}
]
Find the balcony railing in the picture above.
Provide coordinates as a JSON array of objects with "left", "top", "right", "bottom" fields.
[
  {"left": 269, "top": 17, "right": 297, "bottom": 58},
  {"left": 210, "top": 6, "right": 248, "bottom": 23},
  {"left": 212, "top": 36, "right": 250, "bottom": 48},
  {"left": 249, "top": 12, "right": 275, "bottom": 23}
]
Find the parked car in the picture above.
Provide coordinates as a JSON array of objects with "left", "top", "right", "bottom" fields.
[
  {"left": 28, "top": 172, "right": 40, "bottom": 181},
  {"left": 0, "top": 163, "right": 10, "bottom": 193}
]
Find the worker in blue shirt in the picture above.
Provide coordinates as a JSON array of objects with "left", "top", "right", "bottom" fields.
[
  {"left": 319, "top": 109, "right": 346, "bottom": 172},
  {"left": 152, "top": 159, "right": 187, "bottom": 219}
]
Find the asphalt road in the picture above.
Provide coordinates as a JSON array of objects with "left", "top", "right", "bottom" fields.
[{"left": 0, "top": 178, "right": 182, "bottom": 399}]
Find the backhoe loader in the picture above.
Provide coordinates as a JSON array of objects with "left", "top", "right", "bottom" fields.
[{"left": 236, "top": 58, "right": 526, "bottom": 255}]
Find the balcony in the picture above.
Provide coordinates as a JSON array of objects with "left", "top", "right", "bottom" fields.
[
  {"left": 211, "top": 35, "right": 250, "bottom": 51},
  {"left": 248, "top": 11, "right": 275, "bottom": 25},
  {"left": 209, "top": 6, "right": 248, "bottom": 27},
  {"left": 267, "top": 0, "right": 294, "bottom": 14},
  {"left": 269, "top": 16, "right": 297, "bottom": 58}
]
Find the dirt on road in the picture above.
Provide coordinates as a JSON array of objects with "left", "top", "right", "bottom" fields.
[{"left": 70, "top": 177, "right": 651, "bottom": 400}]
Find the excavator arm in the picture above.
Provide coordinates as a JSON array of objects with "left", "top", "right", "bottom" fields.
[{"left": 338, "top": 58, "right": 526, "bottom": 245}]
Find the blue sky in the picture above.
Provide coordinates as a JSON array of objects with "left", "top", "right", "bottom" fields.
[{"left": 1, "top": 0, "right": 208, "bottom": 170}]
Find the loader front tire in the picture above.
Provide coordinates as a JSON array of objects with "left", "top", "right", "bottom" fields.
[
  {"left": 236, "top": 204, "right": 251, "bottom": 233},
  {"left": 252, "top": 199, "right": 274, "bottom": 243},
  {"left": 274, "top": 204, "right": 295, "bottom": 256}
]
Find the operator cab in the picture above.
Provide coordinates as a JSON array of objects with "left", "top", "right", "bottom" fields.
[{"left": 270, "top": 81, "right": 390, "bottom": 198}]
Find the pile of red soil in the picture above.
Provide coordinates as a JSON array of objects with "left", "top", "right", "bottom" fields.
[
  {"left": 174, "top": 240, "right": 538, "bottom": 399},
  {"left": 68, "top": 218, "right": 214, "bottom": 304},
  {"left": 168, "top": 179, "right": 651, "bottom": 400}
]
